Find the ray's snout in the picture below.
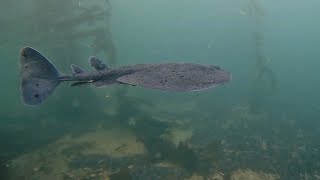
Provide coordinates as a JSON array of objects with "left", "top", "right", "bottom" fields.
[{"left": 215, "top": 69, "right": 232, "bottom": 84}]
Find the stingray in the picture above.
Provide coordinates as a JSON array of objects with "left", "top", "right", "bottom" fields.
[{"left": 19, "top": 47, "right": 231, "bottom": 106}]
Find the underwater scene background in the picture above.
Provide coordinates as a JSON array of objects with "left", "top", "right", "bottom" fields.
[{"left": 1, "top": 0, "right": 320, "bottom": 179}]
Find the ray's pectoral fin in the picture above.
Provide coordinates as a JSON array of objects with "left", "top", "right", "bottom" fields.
[
  {"left": 116, "top": 73, "right": 168, "bottom": 90},
  {"left": 89, "top": 56, "right": 109, "bottom": 71}
]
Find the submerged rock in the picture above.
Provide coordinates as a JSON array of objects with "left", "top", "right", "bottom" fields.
[
  {"left": 7, "top": 129, "right": 145, "bottom": 179},
  {"left": 167, "top": 142, "right": 199, "bottom": 172},
  {"left": 110, "top": 167, "right": 131, "bottom": 180}
]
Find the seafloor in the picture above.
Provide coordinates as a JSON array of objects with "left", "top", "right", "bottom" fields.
[
  {"left": 5, "top": 128, "right": 279, "bottom": 180},
  {"left": 2, "top": 95, "right": 315, "bottom": 180}
]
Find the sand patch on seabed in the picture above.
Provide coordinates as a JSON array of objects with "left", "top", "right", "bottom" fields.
[
  {"left": 186, "top": 169, "right": 279, "bottom": 180},
  {"left": 7, "top": 128, "right": 145, "bottom": 180},
  {"left": 230, "top": 169, "right": 280, "bottom": 180},
  {"left": 161, "top": 127, "right": 193, "bottom": 147}
]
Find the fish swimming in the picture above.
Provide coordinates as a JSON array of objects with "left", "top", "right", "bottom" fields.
[{"left": 19, "top": 47, "right": 231, "bottom": 106}]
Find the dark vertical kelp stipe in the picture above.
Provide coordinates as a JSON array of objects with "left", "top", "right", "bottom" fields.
[
  {"left": 248, "top": 0, "right": 277, "bottom": 114},
  {"left": 1, "top": 0, "right": 320, "bottom": 179}
]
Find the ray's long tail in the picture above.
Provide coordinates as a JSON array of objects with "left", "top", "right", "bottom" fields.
[{"left": 19, "top": 47, "right": 61, "bottom": 106}]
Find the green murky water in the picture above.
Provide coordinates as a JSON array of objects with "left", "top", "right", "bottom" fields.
[{"left": 1, "top": 0, "right": 319, "bottom": 179}]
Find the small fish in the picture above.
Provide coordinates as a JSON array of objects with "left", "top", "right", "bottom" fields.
[{"left": 19, "top": 47, "right": 231, "bottom": 106}]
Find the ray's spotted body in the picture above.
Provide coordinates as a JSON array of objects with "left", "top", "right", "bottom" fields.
[{"left": 19, "top": 47, "right": 231, "bottom": 106}]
